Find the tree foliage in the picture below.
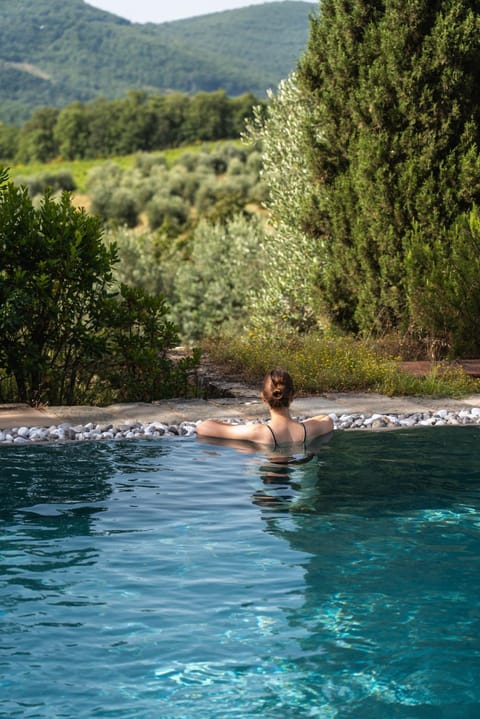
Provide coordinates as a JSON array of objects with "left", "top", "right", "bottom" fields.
[
  {"left": 0, "top": 0, "right": 313, "bottom": 124},
  {"left": 289, "top": 0, "right": 480, "bottom": 356},
  {"left": 102, "top": 284, "right": 193, "bottom": 402},
  {"left": 104, "top": 144, "right": 269, "bottom": 343},
  {"left": 86, "top": 142, "right": 264, "bottom": 233},
  {"left": 169, "top": 214, "right": 267, "bottom": 341},
  {"left": 244, "top": 74, "right": 324, "bottom": 334},
  {"left": 0, "top": 169, "right": 197, "bottom": 404},
  {"left": 1, "top": 91, "right": 265, "bottom": 164}
]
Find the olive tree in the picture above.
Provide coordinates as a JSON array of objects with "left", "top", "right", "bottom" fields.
[
  {"left": 244, "top": 74, "right": 324, "bottom": 334},
  {"left": 170, "top": 213, "right": 267, "bottom": 341}
]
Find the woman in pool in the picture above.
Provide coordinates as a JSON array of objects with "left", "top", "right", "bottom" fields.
[{"left": 196, "top": 368, "right": 333, "bottom": 447}]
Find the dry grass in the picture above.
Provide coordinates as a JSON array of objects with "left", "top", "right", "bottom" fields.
[{"left": 204, "top": 330, "right": 480, "bottom": 398}]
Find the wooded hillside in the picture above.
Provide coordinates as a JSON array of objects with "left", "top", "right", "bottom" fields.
[{"left": 0, "top": 0, "right": 316, "bottom": 124}]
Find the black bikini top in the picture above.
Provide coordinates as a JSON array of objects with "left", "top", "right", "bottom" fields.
[{"left": 265, "top": 422, "right": 307, "bottom": 449}]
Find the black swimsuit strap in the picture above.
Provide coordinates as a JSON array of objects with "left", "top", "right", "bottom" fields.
[
  {"left": 265, "top": 423, "right": 278, "bottom": 449},
  {"left": 266, "top": 422, "right": 307, "bottom": 448}
]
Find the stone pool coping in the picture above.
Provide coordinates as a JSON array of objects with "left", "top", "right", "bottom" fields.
[{"left": 1, "top": 391, "right": 480, "bottom": 442}]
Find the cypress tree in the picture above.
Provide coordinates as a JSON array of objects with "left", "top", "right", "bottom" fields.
[{"left": 296, "top": 0, "right": 480, "bottom": 355}]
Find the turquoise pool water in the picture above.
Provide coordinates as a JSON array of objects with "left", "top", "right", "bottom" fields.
[{"left": 1, "top": 426, "right": 480, "bottom": 718}]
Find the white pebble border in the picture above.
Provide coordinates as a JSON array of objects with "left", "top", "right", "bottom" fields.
[
  {"left": 0, "top": 420, "right": 198, "bottom": 445},
  {"left": 1, "top": 408, "right": 480, "bottom": 445},
  {"left": 329, "top": 407, "right": 480, "bottom": 430}
]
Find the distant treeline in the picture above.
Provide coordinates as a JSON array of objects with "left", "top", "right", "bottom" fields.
[{"left": 0, "top": 89, "right": 265, "bottom": 163}]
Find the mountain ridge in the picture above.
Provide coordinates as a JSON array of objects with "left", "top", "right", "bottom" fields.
[{"left": 1, "top": 0, "right": 317, "bottom": 124}]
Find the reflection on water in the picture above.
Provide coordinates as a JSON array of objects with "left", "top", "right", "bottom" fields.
[
  {"left": 0, "top": 443, "right": 114, "bottom": 616},
  {"left": 255, "top": 426, "right": 480, "bottom": 715},
  {"left": 0, "top": 440, "right": 174, "bottom": 522},
  {"left": 1, "top": 428, "right": 480, "bottom": 718},
  {"left": 197, "top": 430, "right": 334, "bottom": 513},
  {"left": 0, "top": 440, "right": 174, "bottom": 614},
  {"left": 251, "top": 426, "right": 480, "bottom": 516},
  {"left": 0, "top": 442, "right": 114, "bottom": 517}
]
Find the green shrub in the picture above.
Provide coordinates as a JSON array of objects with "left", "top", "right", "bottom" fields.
[
  {"left": 107, "top": 187, "right": 139, "bottom": 228},
  {"left": 98, "top": 284, "right": 192, "bottom": 402},
  {"left": 167, "top": 165, "right": 205, "bottom": 204},
  {"left": 194, "top": 175, "right": 250, "bottom": 218},
  {"left": 134, "top": 151, "right": 168, "bottom": 175},
  {"left": 200, "top": 153, "right": 228, "bottom": 175},
  {"left": 109, "top": 226, "right": 167, "bottom": 297},
  {"left": 226, "top": 157, "right": 245, "bottom": 176},
  {"left": 0, "top": 168, "right": 199, "bottom": 405},
  {"left": 146, "top": 194, "right": 189, "bottom": 233},
  {"left": 194, "top": 176, "right": 220, "bottom": 214},
  {"left": 88, "top": 162, "right": 139, "bottom": 227},
  {"left": 87, "top": 161, "right": 123, "bottom": 217},
  {"left": 246, "top": 150, "right": 263, "bottom": 175},
  {"left": 405, "top": 207, "right": 480, "bottom": 358},
  {"left": 0, "top": 169, "right": 117, "bottom": 405},
  {"left": 170, "top": 213, "right": 267, "bottom": 342},
  {"left": 172, "top": 151, "right": 201, "bottom": 172}
]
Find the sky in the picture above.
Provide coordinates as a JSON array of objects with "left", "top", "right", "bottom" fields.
[{"left": 85, "top": 0, "right": 315, "bottom": 25}]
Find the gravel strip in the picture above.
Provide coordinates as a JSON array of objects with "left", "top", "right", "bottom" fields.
[{"left": 1, "top": 408, "right": 480, "bottom": 445}]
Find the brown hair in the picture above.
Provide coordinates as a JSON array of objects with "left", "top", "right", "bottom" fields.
[{"left": 262, "top": 368, "right": 295, "bottom": 408}]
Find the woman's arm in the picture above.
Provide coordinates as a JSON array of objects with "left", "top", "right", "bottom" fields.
[
  {"left": 303, "top": 414, "right": 334, "bottom": 437},
  {"left": 196, "top": 419, "right": 267, "bottom": 442}
]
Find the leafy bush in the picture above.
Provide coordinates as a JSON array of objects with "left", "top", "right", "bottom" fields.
[
  {"left": 0, "top": 168, "right": 198, "bottom": 404},
  {"left": 146, "top": 193, "right": 189, "bottom": 234},
  {"left": 167, "top": 165, "right": 205, "bottom": 204},
  {"left": 99, "top": 284, "right": 188, "bottom": 402},
  {"left": 87, "top": 162, "right": 140, "bottom": 227},
  {"left": 107, "top": 187, "right": 139, "bottom": 228},
  {"left": 194, "top": 176, "right": 221, "bottom": 214},
  {"left": 0, "top": 169, "right": 116, "bottom": 404},
  {"left": 405, "top": 208, "right": 480, "bottom": 358},
  {"left": 87, "top": 161, "right": 123, "bottom": 217},
  {"left": 170, "top": 213, "right": 267, "bottom": 341},
  {"left": 107, "top": 227, "right": 170, "bottom": 295},
  {"left": 172, "top": 151, "right": 201, "bottom": 173},
  {"left": 134, "top": 152, "right": 168, "bottom": 175}
]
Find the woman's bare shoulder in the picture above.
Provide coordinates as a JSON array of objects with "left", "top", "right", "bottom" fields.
[{"left": 303, "top": 414, "right": 334, "bottom": 436}]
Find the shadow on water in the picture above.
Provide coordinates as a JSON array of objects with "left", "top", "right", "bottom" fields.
[
  {"left": 0, "top": 442, "right": 114, "bottom": 534},
  {"left": 256, "top": 426, "right": 480, "bottom": 716},
  {"left": 248, "top": 425, "right": 480, "bottom": 517},
  {"left": 196, "top": 426, "right": 480, "bottom": 715},
  {"left": 0, "top": 439, "right": 175, "bottom": 620}
]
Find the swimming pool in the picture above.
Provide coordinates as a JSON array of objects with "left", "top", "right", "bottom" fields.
[{"left": 1, "top": 426, "right": 479, "bottom": 718}]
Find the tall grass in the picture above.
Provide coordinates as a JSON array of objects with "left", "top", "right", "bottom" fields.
[{"left": 205, "top": 330, "right": 480, "bottom": 398}]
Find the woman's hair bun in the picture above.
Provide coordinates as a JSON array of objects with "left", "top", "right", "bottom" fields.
[{"left": 262, "top": 369, "right": 294, "bottom": 408}]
